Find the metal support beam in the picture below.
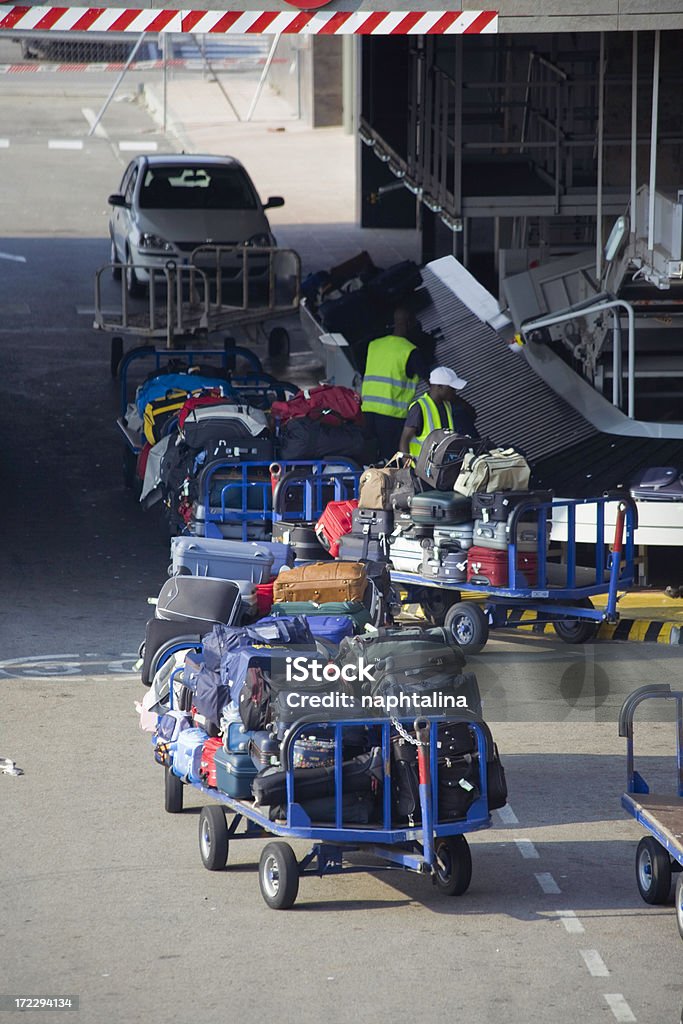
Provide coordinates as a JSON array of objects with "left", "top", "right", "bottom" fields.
[
  {"left": 630, "top": 32, "right": 638, "bottom": 237},
  {"left": 87, "top": 32, "right": 147, "bottom": 137},
  {"left": 647, "top": 30, "right": 661, "bottom": 252},
  {"left": 246, "top": 33, "right": 280, "bottom": 123},
  {"left": 595, "top": 33, "right": 605, "bottom": 282}
]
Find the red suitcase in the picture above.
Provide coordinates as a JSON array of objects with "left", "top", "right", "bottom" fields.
[
  {"left": 315, "top": 499, "right": 359, "bottom": 558},
  {"left": 467, "top": 546, "right": 538, "bottom": 587},
  {"left": 199, "top": 737, "right": 223, "bottom": 788},
  {"left": 256, "top": 582, "right": 274, "bottom": 617}
]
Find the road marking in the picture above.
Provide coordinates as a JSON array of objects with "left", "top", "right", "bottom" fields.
[
  {"left": 48, "top": 139, "right": 84, "bottom": 150},
  {"left": 535, "top": 872, "right": 561, "bottom": 894},
  {"left": 555, "top": 910, "right": 585, "bottom": 934},
  {"left": 514, "top": 839, "right": 539, "bottom": 859},
  {"left": 119, "top": 140, "right": 158, "bottom": 152},
  {"left": 580, "top": 949, "right": 609, "bottom": 977},
  {"left": 0, "top": 139, "right": 9, "bottom": 148},
  {"left": 81, "top": 107, "right": 108, "bottom": 140},
  {"left": 604, "top": 994, "right": 636, "bottom": 1022},
  {"left": 0, "top": 252, "right": 26, "bottom": 263},
  {"left": 496, "top": 805, "right": 519, "bottom": 825}
]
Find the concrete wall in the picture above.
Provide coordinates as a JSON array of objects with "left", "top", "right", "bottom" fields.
[{"left": 269, "top": 37, "right": 343, "bottom": 129}]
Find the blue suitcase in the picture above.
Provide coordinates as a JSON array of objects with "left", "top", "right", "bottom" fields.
[
  {"left": 172, "top": 727, "right": 209, "bottom": 782},
  {"left": 214, "top": 747, "right": 258, "bottom": 799}
]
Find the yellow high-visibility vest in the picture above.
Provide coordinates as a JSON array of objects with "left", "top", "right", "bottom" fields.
[
  {"left": 408, "top": 393, "right": 455, "bottom": 457},
  {"left": 360, "top": 335, "right": 418, "bottom": 419}
]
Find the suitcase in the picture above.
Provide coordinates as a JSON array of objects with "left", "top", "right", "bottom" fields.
[
  {"left": 268, "top": 792, "right": 377, "bottom": 825},
  {"left": 292, "top": 736, "right": 336, "bottom": 769},
  {"left": 256, "top": 582, "right": 274, "bottom": 617},
  {"left": 337, "top": 533, "right": 389, "bottom": 564},
  {"left": 248, "top": 730, "right": 281, "bottom": 770},
  {"left": 214, "top": 747, "right": 259, "bottom": 799},
  {"left": 315, "top": 499, "right": 359, "bottom": 557},
  {"left": 351, "top": 507, "right": 394, "bottom": 538},
  {"left": 200, "top": 434, "right": 274, "bottom": 463},
  {"left": 224, "top": 720, "right": 254, "bottom": 754},
  {"left": 252, "top": 748, "right": 382, "bottom": 806},
  {"left": 433, "top": 523, "right": 474, "bottom": 551},
  {"left": 388, "top": 534, "right": 428, "bottom": 573},
  {"left": 260, "top": 542, "right": 295, "bottom": 576},
  {"left": 414, "top": 430, "right": 485, "bottom": 491},
  {"left": 471, "top": 489, "right": 554, "bottom": 522},
  {"left": 304, "top": 615, "right": 355, "bottom": 644},
  {"left": 180, "top": 403, "right": 270, "bottom": 445},
  {"left": 169, "top": 537, "right": 275, "bottom": 583},
  {"left": 190, "top": 508, "right": 270, "bottom": 543},
  {"left": 198, "top": 736, "right": 223, "bottom": 787},
  {"left": 155, "top": 576, "right": 242, "bottom": 625},
  {"left": 467, "top": 546, "right": 538, "bottom": 587},
  {"left": 270, "top": 601, "right": 373, "bottom": 633},
  {"left": 172, "top": 727, "right": 210, "bottom": 783},
  {"left": 272, "top": 521, "right": 332, "bottom": 562},
  {"left": 141, "top": 618, "right": 208, "bottom": 686},
  {"left": 393, "top": 510, "right": 433, "bottom": 540},
  {"left": 272, "top": 561, "right": 367, "bottom": 604},
  {"left": 630, "top": 466, "right": 683, "bottom": 501},
  {"left": 473, "top": 518, "right": 539, "bottom": 553},
  {"left": 422, "top": 548, "right": 468, "bottom": 583},
  {"left": 409, "top": 491, "right": 473, "bottom": 526}
]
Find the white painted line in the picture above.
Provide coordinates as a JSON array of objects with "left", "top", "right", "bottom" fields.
[
  {"left": 0, "top": 139, "right": 9, "bottom": 148},
  {"left": 580, "top": 949, "right": 609, "bottom": 977},
  {"left": 515, "top": 839, "right": 539, "bottom": 859},
  {"left": 496, "top": 805, "right": 519, "bottom": 825},
  {"left": 48, "top": 139, "right": 83, "bottom": 150},
  {"left": 81, "top": 107, "right": 108, "bottom": 140},
  {"left": 119, "top": 141, "right": 158, "bottom": 152},
  {"left": 555, "top": 910, "right": 585, "bottom": 934},
  {"left": 604, "top": 994, "right": 636, "bottom": 1022},
  {"left": 0, "top": 251, "right": 26, "bottom": 263},
  {"left": 535, "top": 872, "right": 561, "bottom": 894}
]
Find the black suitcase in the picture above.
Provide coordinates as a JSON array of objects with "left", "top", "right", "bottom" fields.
[
  {"left": 471, "top": 489, "right": 553, "bottom": 522},
  {"left": 155, "top": 576, "right": 242, "bottom": 625},
  {"left": 414, "top": 430, "right": 486, "bottom": 490},
  {"left": 351, "top": 506, "right": 394, "bottom": 538},
  {"left": 140, "top": 618, "right": 207, "bottom": 686},
  {"left": 272, "top": 521, "right": 332, "bottom": 562},
  {"left": 409, "top": 490, "right": 472, "bottom": 525},
  {"left": 248, "top": 730, "right": 281, "bottom": 770},
  {"left": 253, "top": 748, "right": 382, "bottom": 806},
  {"left": 268, "top": 792, "right": 377, "bottom": 824},
  {"left": 202, "top": 434, "right": 274, "bottom": 464},
  {"left": 337, "top": 533, "right": 389, "bottom": 563}
]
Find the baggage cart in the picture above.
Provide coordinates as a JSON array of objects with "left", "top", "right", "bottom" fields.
[
  {"left": 389, "top": 495, "right": 638, "bottom": 654},
  {"left": 162, "top": 712, "right": 496, "bottom": 910},
  {"left": 619, "top": 685, "right": 683, "bottom": 938}
]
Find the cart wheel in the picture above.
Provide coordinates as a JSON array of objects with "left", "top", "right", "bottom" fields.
[
  {"left": 444, "top": 602, "right": 489, "bottom": 655},
  {"left": 419, "top": 588, "right": 459, "bottom": 627},
  {"left": 434, "top": 835, "right": 472, "bottom": 896},
  {"left": 675, "top": 874, "right": 683, "bottom": 940},
  {"left": 258, "top": 842, "right": 299, "bottom": 910},
  {"left": 267, "top": 327, "right": 290, "bottom": 362},
  {"left": 110, "top": 336, "right": 124, "bottom": 378},
  {"left": 636, "top": 836, "right": 672, "bottom": 904},
  {"left": 553, "top": 598, "right": 599, "bottom": 644},
  {"left": 164, "top": 766, "right": 183, "bottom": 814},
  {"left": 198, "top": 806, "right": 229, "bottom": 871}
]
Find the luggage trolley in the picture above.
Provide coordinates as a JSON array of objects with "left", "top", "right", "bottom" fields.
[
  {"left": 163, "top": 712, "right": 496, "bottom": 910},
  {"left": 619, "top": 685, "right": 683, "bottom": 939},
  {"left": 94, "top": 244, "right": 302, "bottom": 375},
  {"left": 390, "top": 495, "right": 638, "bottom": 654}
]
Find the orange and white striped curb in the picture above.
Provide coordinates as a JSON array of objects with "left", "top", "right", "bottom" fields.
[{"left": 0, "top": 7, "right": 498, "bottom": 35}]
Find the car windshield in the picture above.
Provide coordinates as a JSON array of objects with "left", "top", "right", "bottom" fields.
[{"left": 138, "top": 165, "right": 259, "bottom": 211}]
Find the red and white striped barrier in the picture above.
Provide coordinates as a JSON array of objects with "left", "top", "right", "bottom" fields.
[{"left": 0, "top": 7, "right": 498, "bottom": 36}]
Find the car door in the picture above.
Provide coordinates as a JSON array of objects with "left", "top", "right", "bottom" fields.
[{"left": 112, "top": 161, "right": 137, "bottom": 262}]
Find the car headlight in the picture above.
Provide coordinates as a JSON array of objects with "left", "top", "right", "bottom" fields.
[
  {"left": 245, "top": 233, "right": 273, "bottom": 248},
  {"left": 138, "top": 233, "right": 175, "bottom": 252}
]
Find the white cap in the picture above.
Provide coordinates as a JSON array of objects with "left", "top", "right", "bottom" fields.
[{"left": 429, "top": 366, "right": 467, "bottom": 390}]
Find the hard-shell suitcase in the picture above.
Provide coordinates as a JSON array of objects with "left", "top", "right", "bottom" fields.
[
  {"left": 337, "top": 533, "right": 389, "bottom": 564},
  {"left": 172, "top": 727, "right": 210, "bottom": 782},
  {"left": 155, "top": 576, "right": 242, "bottom": 624},
  {"left": 315, "top": 499, "right": 358, "bottom": 557},
  {"left": 433, "top": 523, "right": 474, "bottom": 551},
  {"left": 169, "top": 537, "right": 275, "bottom": 583},
  {"left": 467, "top": 546, "right": 538, "bottom": 587},
  {"left": 630, "top": 466, "right": 683, "bottom": 501},
  {"left": 422, "top": 548, "right": 468, "bottom": 583},
  {"left": 409, "top": 491, "right": 473, "bottom": 526},
  {"left": 388, "top": 534, "right": 427, "bottom": 573},
  {"left": 472, "top": 489, "right": 553, "bottom": 522},
  {"left": 248, "top": 730, "right": 281, "bottom": 770},
  {"left": 256, "top": 583, "right": 274, "bottom": 618},
  {"left": 393, "top": 510, "right": 433, "bottom": 540},
  {"left": 272, "top": 561, "right": 367, "bottom": 604},
  {"left": 473, "top": 518, "right": 539, "bottom": 553},
  {"left": 414, "top": 430, "right": 485, "bottom": 491},
  {"left": 224, "top": 720, "right": 254, "bottom": 755},
  {"left": 272, "top": 521, "right": 332, "bottom": 562},
  {"left": 351, "top": 507, "right": 394, "bottom": 538},
  {"left": 214, "top": 746, "right": 258, "bottom": 799},
  {"left": 199, "top": 433, "right": 274, "bottom": 463},
  {"left": 198, "top": 737, "right": 223, "bottom": 787}
]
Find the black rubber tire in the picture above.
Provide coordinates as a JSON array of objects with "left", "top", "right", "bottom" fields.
[
  {"left": 675, "top": 874, "right": 683, "bottom": 940},
  {"left": 258, "top": 842, "right": 299, "bottom": 910},
  {"left": 268, "top": 326, "right": 290, "bottom": 361},
  {"left": 444, "top": 601, "right": 489, "bottom": 655},
  {"left": 164, "top": 766, "right": 183, "bottom": 814},
  {"left": 419, "top": 588, "right": 460, "bottom": 627},
  {"left": 110, "top": 237, "right": 122, "bottom": 281},
  {"left": 125, "top": 249, "right": 144, "bottom": 298},
  {"left": 553, "top": 598, "right": 599, "bottom": 644},
  {"left": 635, "top": 836, "right": 672, "bottom": 905},
  {"left": 110, "top": 336, "right": 124, "bottom": 378},
  {"left": 198, "top": 806, "right": 229, "bottom": 871},
  {"left": 433, "top": 835, "right": 472, "bottom": 896}
]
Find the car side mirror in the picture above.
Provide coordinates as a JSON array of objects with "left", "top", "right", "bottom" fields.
[
  {"left": 107, "top": 193, "right": 128, "bottom": 208},
  {"left": 264, "top": 196, "right": 285, "bottom": 210}
]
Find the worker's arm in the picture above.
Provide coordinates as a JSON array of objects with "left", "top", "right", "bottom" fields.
[{"left": 399, "top": 424, "right": 417, "bottom": 456}]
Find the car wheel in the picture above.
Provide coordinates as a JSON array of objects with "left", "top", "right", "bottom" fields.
[
  {"left": 125, "top": 248, "right": 144, "bottom": 298},
  {"left": 110, "top": 237, "right": 122, "bottom": 281}
]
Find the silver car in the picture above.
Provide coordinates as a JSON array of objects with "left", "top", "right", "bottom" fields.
[{"left": 107, "top": 153, "right": 284, "bottom": 296}]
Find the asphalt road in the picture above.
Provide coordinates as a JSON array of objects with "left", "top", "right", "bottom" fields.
[{"left": 1, "top": 60, "right": 682, "bottom": 1024}]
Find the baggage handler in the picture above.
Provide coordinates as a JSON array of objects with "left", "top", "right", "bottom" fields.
[
  {"left": 399, "top": 365, "right": 478, "bottom": 458},
  {"left": 360, "top": 308, "right": 430, "bottom": 461}
]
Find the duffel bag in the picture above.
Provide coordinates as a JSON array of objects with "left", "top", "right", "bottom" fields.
[
  {"left": 271, "top": 384, "right": 363, "bottom": 427},
  {"left": 272, "top": 561, "right": 367, "bottom": 605},
  {"left": 280, "top": 417, "right": 369, "bottom": 463},
  {"left": 454, "top": 447, "right": 531, "bottom": 496},
  {"left": 143, "top": 389, "right": 192, "bottom": 445},
  {"left": 358, "top": 453, "right": 416, "bottom": 511},
  {"left": 253, "top": 747, "right": 383, "bottom": 806}
]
